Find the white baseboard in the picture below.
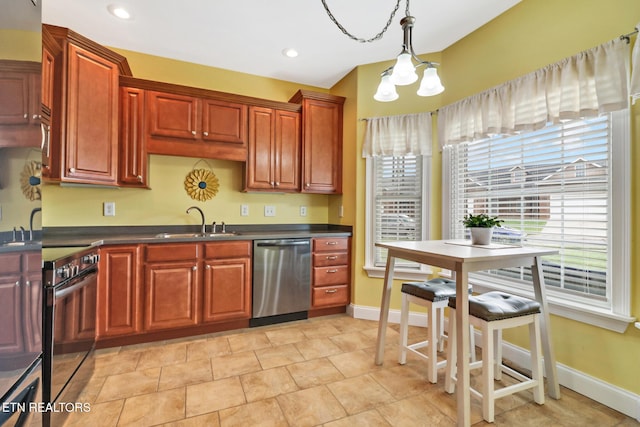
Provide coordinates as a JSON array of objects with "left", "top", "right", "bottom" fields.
[{"left": 349, "top": 303, "right": 640, "bottom": 421}]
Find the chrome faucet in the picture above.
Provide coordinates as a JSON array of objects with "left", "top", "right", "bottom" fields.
[
  {"left": 211, "top": 221, "right": 226, "bottom": 234},
  {"left": 29, "top": 207, "right": 41, "bottom": 241},
  {"left": 186, "top": 206, "right": 206, "bottom": 234}
]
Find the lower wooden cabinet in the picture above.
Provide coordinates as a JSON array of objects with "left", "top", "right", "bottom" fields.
[
  {"left": 144, "top": 244, "right": 199, "bottom": 331},
  {"left": 0, "top": 251, "right": 42, "bottom": 355},
  {"left": 202, "top": 241, "right": 252, "bottom": 322},
  {"left": 97, "top": 241, "right": 252, "bottom": 342},
  {"left": 311, "top": 237, "right": 351, "bottom": 308},
  {"left": 98, "top": 245, "right": 142, "bottom": 338}
]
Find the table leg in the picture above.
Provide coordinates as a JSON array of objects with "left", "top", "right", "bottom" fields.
[
  {"left": 531, "top": 256, "right": 561, "bottom": 399},
  {"left": 455, "top": 264, "right": 471, "bottom": 426},
  {"left": 375, "top": 255, "right": 396, "bottom": 365}
]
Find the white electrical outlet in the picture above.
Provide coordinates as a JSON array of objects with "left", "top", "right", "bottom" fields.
[
  {"left": 339, "top": 205, "right": 344, "bottom": 218},
  {"left": 103, "top": 202, "right": 116, "bottom": 216},
  {"left": 300, "top": 206, "right": 307, "bottom": 217},
  {"left": 264, "top": 205, "right": 276, "bottom": 217},
  {"left": 241, "top": 204, "right": 249, "bottom": 216}
]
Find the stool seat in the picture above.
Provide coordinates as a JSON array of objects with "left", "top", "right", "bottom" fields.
[
  {"left": 448, "top": 291, "right": 541, "bottom": 321},
  {"left": 399, "top": 278, "right": 475, "bottom": 384},
  {"left": 445, "top": 291, "right": 544, "bottom": 423},
  {"left": 402, "top": 278, "right": 472, "bottom": 302}
]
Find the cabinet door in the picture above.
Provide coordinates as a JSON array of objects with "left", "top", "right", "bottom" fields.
[
  {"left": 301, "top": 98, "right": 342, "bottom": 194},
  {"left": 64, "top": 43, "right": 119, "bottom": 184},
  {"left": 41, "top": 45, "right": 56, "bottom": 116},
  {"left": 23, "top": 252, "right": 42, "bottom": 353},
  {"left": 119, "top": 87, "right": 148, "bottom": 187},
  {"left": 274, "top": 110, "right": 300, "bottom": 191},
  {"left": 0, "top": 71, "right": 30, "bottom": 125},
  {"left": 0, "top": 275, "right": 24, "bottom": 353},
  {"left": 246, "top": 106, "right": 275, "bottom": 190},
  {"left": 144, "top": 261, "right": 199, "bottom": 331},
  {"left": 147, "top": 91, "right": 199, "bottom": 140},
  {"left": 202, "top": 257, "right": 251, "bottom": 322},
  {"left": 98, "top": 245, "right": 142, "bottom": 338},
  {"left": 202, "top": 99, "right": 247, "bottom": 145}
]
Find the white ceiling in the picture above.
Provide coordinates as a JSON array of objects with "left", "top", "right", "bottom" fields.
[{"left": 36, "top": 0, "right": 521, "bottom": 88}]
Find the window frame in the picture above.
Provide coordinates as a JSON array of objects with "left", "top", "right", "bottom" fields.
[
  {"left": 442, "top": 110, "right": 634, "bottom": 332},
  {"left": 364, "top": 154, "right": 432, "bottom": 280}
]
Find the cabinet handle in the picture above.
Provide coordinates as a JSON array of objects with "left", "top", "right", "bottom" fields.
[
  {"left": 206, "top": 265, "right": 211, "bottom": 270},
  {"left": 33, "top": 114, "right": 40, "bottom": 120},
  {"left": 15, "top": 281, "right": 20, "bottom": 286},
  {"left": 25, "top": 281, "right": 30, "bottom": 286},
  {"left": 325, "top": 241, "right": 338, "bottom": 246},
  {"left": 203, "top": 131, "right": 209, "bottom": 136},
  {"left": 24, "top": 113, "right": 28, "bottom": 119},
  {"left": 275, "top": 181, "right": 279, "bottom": 187},
  {"left": 326, "top": 255, "right": 338, "bottom": 260},
  {"left": 137, "top": 175, "right": 143, "bottom": 182},
  {"left": 325, "top": 289, "right": 338, "bottom": 294},
  {"left": 192, "top": 266, "right": 197, "bottom": 271},
  {"left": 69, "top": 167, "right": 76, "bottom": 173},
  {"left": 326, "top": 269, "right": 338, "bottom": 273},
  {"left": 305, "top": 183, "right": 310, "bottom": 188},
  {"left": 191, "top": 130, "right": 197, "bottom": 135}
]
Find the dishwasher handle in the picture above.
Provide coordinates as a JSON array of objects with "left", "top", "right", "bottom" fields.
[{"left": 256, "top": 240, "right": 310, "bottom": 248}]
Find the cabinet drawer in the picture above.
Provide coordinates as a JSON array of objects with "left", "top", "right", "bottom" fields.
[
  {"left": 0, "top": 253, "right": 22, "bottom": 274},
  {"left": 313, "top": 265, "right": 349, "bottom": 286},
  {"left": 204, "top": 241, "right": 251, "bottom": 259},
  {"left": 145, "top": 243, "right": 198, "bottom": 262},
  {"left": 313, "top": 252, "right": 348, "bottom": 267},
  {"left": 313, "top": 237, "right": 348, "bottom": 252},
  {"left": 312, "top": 284, "right": 349, "bottom": 307}
]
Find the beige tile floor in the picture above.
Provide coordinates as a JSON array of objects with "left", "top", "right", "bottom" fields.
[{"left": 63, "top": 315, "right": 639, "bottom": 427}]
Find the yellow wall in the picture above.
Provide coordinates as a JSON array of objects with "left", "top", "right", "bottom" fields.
[
  {"left": 349, "top": 0, "right": 640, "bottom": 395},
  {"left": 0, "top": 30, "right": 42, "bottom": 233},
  {"left": 43, "top": 50, "right": 339, "bottom": 228}
]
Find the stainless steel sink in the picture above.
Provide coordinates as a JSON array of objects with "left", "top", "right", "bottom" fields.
[
  {"left": 207, "top": 232, "right": 238, "bottom": 237},
  {"left": 154, "top": 232, "right": 238, "bottom": 239},
  {"left": 154, "top": 233, "right": 207, "bottom": 239}
]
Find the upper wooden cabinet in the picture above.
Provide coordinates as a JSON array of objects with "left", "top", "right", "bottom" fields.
[
  {"left": 42, "top": 24, "right": 131, "bottom": 186},
  {"left": 0, "top": 60, "right": 42, "bottom": 148},
  {"left": 119, "top": 86, "right": 148, "bottom": 187},
  {"left": 290, "top": 90, "right": 345, "bottom": 194},
  {"left": 145, "top": 90, "right": 248, "bottom": 161},
  {"left": 245, "top": 106, "right": 300, "bottom": 192}
]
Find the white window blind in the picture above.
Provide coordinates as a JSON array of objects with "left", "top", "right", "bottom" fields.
[
  {"left": 448, "top": 115, "right": 614, "bottom": 299},
  {"left": 373, "top": 155, "right": 424, "bottom": 268}
]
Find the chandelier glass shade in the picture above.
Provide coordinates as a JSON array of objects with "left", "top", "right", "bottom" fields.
[
  {"left": 374, "top": 15, "right": 444, "bottom": 102},
  {"left": 321, "top": 0, "right": 444, "bottom": 102}
]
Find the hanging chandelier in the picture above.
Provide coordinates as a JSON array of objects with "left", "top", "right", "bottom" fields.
[{"left": 321, "top": 0, "right": 444, "bottom": 102}]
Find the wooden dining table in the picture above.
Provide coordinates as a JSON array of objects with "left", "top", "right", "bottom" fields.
[{"left": 374, "top": 240, "right": 561, "bottom": 426}]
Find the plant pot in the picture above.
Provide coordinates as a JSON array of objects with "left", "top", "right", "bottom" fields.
[{"left": 470, "top": 227, "right": 493, "bottom": 245}]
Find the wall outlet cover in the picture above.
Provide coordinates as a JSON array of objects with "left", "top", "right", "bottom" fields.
[
  {"left": 264, "top": 205, "right": 276, "bottom": 217},
  {"left": 241, "top": 204, "right": 249, "bottom": 216},
  {"left": 103, "top": 202, "right": 116, "bottom": 216}
]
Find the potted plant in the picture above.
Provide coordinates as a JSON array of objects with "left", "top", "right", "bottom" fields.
[{"left": 462, "top": 213, "right": 503, "bottom": 245}]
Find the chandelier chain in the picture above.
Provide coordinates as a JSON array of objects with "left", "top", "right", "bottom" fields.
[{"left": 320, "top": 0, "right": 408, "bottom": 43}]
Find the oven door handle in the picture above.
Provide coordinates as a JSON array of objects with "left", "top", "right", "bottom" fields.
[{"left": 54, "top": 270, "right": 97, "bottom": 299}]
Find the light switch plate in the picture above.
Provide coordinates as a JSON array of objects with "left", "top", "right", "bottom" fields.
[
  {"left": 241, "top": 204, "right": 249, "bottom": 216},
  {"left": 300, "top": 206, "right": 307, "bottom": 216}
]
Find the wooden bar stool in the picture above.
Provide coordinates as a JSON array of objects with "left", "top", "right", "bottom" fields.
[
  {"left": 444, "top": 291, "right": 544, "bottom": 423},
  {"left": 398, "top": 278, "right": 475, "bottom": 384}
]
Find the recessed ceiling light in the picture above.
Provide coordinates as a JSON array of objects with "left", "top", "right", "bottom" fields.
[
  {"left": 282, "top": 48, "right": 298, "bottom": 58},
  {"left": 107, "top": 4, "right": 132, "bottom": 20}
]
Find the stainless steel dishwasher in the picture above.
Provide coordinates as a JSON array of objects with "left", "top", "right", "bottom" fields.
[{"left": 251, "top": 239, "right": 311, "bottom": 326}]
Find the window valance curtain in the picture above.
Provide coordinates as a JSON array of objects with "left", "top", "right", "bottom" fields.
[
  {"left": 362, "top": 112, "right": 432, "bottom": 157},
  {"left": 629, "top": 23, "right": 640, "bottom": 104},
  {"left": 438, "top": 38, "right": 630, "bottom": 147}
]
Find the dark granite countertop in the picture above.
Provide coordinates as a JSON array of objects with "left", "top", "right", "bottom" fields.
[{"left": 42, "top": 224, "right": 352, "bottom": 248}]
